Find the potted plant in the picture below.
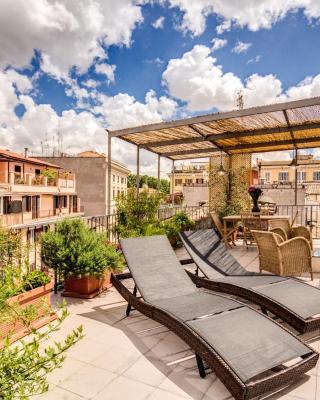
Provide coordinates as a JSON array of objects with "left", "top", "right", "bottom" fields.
[
  {"left": 41, "top": 219, "right": 123, "bottom": 298},
  {"left": 0, "top": 269, "right": 55, "bottom": 347},
  {"left": 248, "top": 186, "right": 263, "bottom": 212}
]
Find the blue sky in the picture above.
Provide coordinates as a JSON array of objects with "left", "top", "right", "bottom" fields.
[{"left": 1, "top": 1, "right": 320, "bottom": 172}]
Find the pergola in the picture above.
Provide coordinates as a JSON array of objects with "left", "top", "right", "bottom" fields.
[{"left": 107, "top": 96, "right": 320, "bottom": 213}]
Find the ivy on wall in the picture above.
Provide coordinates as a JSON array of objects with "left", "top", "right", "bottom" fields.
[{"left": 209, "top": 154, "right": 252, "bottom": 218}]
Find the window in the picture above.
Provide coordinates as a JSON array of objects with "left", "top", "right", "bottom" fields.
[
  {"left": 35, "top": 169, "right": 41, "bottom": 176},
  {"left": 264, "top": 172, "right": 271, "bottom": 183},
  {"left": 14, "top": 165, "right": 21, "bottom": 173},
  {"left": 113, "top": 189, "right": 115, "bottom": 199},
  {"left": 313, "top": 171, "right": 320, "bottom": 182},
  {"left": 278, "top": 172, "right": 289, "bottom": 181},
  {"left": 185, "top": 179, "right": 193, "bottom": 185},
  {"left": 175, "top": 179, "right": 182, "bottom": 185},
  {"left": 3, "top": 197, "right": 10, "bottom": 214},
  {"left": 121, "top": 177, "right": 124, "bottom": 184},
  {"left": 297, "top": 171, "right": 306, "bottom": 183},
  {"left": 61, "top": 196, "right": 67, "bottom": 208},
  {"left": 22, "top": 196, "right": 32, "bottom": 212},
  {"left": 196, "top": 178, "right": 204, "bottom": 184},
  {"left": 112, "top": 175, "right": 115, "bottom": 182},
  {"left": 117, "top": 176, "right": 120, "bottom": 183}
]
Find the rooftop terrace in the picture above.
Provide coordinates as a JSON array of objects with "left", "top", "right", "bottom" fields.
[{"left": 37, "top": 243, "right": 320, "bottom": 400}]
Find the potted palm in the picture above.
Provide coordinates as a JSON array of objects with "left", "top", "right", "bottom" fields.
[{"left": 41, "top": 219, "right": 123, "bottom": 298}]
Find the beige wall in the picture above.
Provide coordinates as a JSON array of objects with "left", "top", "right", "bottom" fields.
[
  {"left": 261, "top": 165, "right": 320, "bottom": 183},
  {"left": 168, "top": 164, "right": 209, "bottom": 193}
]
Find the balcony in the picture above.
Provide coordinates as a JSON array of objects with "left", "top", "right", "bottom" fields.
[{"left": 3, "top": 172, "right": 76, "bottom": 194}]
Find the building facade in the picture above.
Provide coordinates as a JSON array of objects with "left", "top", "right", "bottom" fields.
[
  {"left": 258, "top": 154, "right": 320, "bottom": 185},
  {"left": 168, "top": 162, "right": 209, "bottom": 194},
  {"left": 0, "top": 149, "right": 81, "bottom": 227},
  {"left": 39, "top": 151, "right": 130, "bottom": 216}
]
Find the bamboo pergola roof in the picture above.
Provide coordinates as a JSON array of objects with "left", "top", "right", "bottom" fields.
[{"left": 108, "top": 97, "right": 320, "bottom": 160}]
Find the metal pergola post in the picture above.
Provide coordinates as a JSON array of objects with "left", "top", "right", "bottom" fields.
[
  {"left": 171, "top": 160, "right": 175, "bottom": 206},
  {"left": 294, "top": 148, "right": 298, "bottom": 206},
  {"left": 107, "top": 131, "right": 112, "bottom": 215},
  {"left": 136, "top": 146, "right": 140, "bottom": 198},
  {"left": 157, "top": 154, "right": 161, "bottom": 192}
]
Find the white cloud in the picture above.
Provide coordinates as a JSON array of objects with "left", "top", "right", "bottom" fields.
[
  {"left": 162, "top": 45, "right": 243, "bottom": 111},
  {"left": 211, "top": 37, "right": 227, "bottom": 51},
  {"left": 94, "top": 90, "right": 177, "bottom": 130},
  {"left": 162, "top": 44, "right": 320, "bottom": 112},
  {"left": 247, "top": 55, "right": 261, "bottom": 64},
  {"left": 232, "top": 40, "right": 252, "bottom": 54},
  {"left": 82, "top": 79, "right": 99, "bottom": 88},
  {"left": 95, "top": 63, "right": 116, "bottom": 85},
  {"left": 152, "top": 16, "right": 165, "bottom": 29},
  {"left": 0, "top": 0, "right": 143, "bottom": 79},
  {"left": 167, "top": 0, "right": 320, "bottom": 36}
]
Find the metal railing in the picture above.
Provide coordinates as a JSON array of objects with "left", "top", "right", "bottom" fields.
[{"left": 275, "top": 204, "right": 320, "bottom": 238}]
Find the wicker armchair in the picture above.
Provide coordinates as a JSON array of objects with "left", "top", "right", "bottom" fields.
[
  {"left": 269, "top": 218, "right": 313, "bottom": 249},
  {"left": 252, "top": 230, "right": 313, "bottom": 280}
]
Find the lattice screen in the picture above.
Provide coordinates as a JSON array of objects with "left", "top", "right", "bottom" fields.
[{"left": 209, "top": 153, "right": 252, "bottom": 215}]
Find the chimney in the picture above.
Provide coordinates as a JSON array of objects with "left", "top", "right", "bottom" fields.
[{"left": 24, "top": 147, "right": 28, "bottom": 158}]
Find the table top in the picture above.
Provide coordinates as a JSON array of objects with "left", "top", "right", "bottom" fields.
[{"left": 223, "top": 215, "right": 289, "bottom": 221}]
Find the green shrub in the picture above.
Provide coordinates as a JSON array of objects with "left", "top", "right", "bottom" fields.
[
  {"left": 41, "top": 219, "right": 123, "bottom": 278},
  {"left": 22, "top": 270, "right": 51, "bottom": 291},
  {"left": 162, "top": 212, "right": 195, "bottom": 246}
]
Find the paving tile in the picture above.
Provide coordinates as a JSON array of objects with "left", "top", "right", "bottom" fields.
[
  {"left": 47, "top": 357, "right": 86, "bottom": 385},
  {"left": 158, "top": 377, "right": 197, "bottom": 398},
  {"left": 59, "top": 364, "right": 117, "bottom": 398},
  {"left": 35, "top": 386, "right": 85, "bottom": 400},
  {"left": 123, "top": 355, "right": 169, "bottom": 386},
  {"left": 147, "top": 388, "right": 193, "bottom": 400},
  {"left": 94, "top": 376, "right": 154, "bottom": 400},
  {"left": 201, "top": 376, "right": 232, "bottom": 400},
  {"left": 67, "top": 337, "right": 111, "bottom": 363},
  {"left": 90, "top": 345, "right": 141, "bottom": 374}
]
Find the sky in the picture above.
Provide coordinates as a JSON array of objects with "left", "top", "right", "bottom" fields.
[{"left": 2, "top": 0, "right": 320, "bottom": 177}]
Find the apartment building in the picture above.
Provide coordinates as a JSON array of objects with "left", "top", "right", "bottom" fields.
[
  {"left": 0, "top": 149, "right": 81, "bottom": 227},
  {"left": 39, "top": 151, "right": 130, "bottom": 215},
  {"left": 258, "top": 154, "right": 320, "bottom": 185},
  {"left": 168, "top": 162, "right": 209, "bottom": 194}
]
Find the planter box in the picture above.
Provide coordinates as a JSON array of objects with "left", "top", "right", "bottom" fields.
[
  {"left": 0, "top": 281, "right": 56, "bottom": 348},
  {"left": 62, "top": 271, "right": 112, "bottom": 299}
]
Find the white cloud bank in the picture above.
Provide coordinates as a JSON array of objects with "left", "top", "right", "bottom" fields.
[
  {"left": 0, "top": 0, "right": 143, "bottom": 79},
  {"left": 162, "top": 45, "right": 320, "bottom": 112},
  {"left": 167, "top": 0, "right": 320, "bottom": 36}
]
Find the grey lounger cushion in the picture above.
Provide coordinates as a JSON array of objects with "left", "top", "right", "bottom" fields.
[
  {"left": 180, "top": 229, "right": 320, "bottom": 320},
  {"left": 120, "top": 235, "right": 312, "bottom": 382}
]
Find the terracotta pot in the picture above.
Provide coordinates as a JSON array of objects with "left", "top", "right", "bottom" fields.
[
  {"left": 63, "top": 270, "right": 113, "bottom": 298},
  {"left": 64, "top": 275, "right": 102, "bottom": 296},
  {"left": 0, "top": 281, "right": 56, "bottom": 348}
]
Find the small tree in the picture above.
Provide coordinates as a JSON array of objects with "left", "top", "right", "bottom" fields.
[{"left": 41, "top": 218, "right": 123, "bottom": 278}]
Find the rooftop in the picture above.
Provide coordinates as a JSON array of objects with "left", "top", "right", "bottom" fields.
[
  {"left": 0, "top": 149, "right": 62, "bottom": 168},
  {"left": 37, "top": 243, "right": 320, "bottom": 400}
]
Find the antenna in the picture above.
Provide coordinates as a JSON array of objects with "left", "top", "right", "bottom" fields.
[{"left": 236, "top": 89, "right": 244, "bottom": 110}]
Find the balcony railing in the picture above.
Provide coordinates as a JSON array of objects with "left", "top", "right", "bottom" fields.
[{"left": 7, "top": 172, "right": 75, "bottom": 189}]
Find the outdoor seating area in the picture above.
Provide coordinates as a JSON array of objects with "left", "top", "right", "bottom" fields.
[{"left": 33, "top": 235, "right": 320, "bottom": 400}]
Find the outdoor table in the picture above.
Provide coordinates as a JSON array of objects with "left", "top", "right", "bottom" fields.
[{"left": 223, "top": 215, "right": 290, "bottom": 236}]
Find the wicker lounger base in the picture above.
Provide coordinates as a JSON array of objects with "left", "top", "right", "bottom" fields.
[
  {"left": 112, "top": 272, "right": 318, "bottom": 400},
  {"left": 187, "top": 271, "right": 320, "bottom": 334}
]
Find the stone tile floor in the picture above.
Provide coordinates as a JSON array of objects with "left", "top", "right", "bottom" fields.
[{"left": 37, "top": 242, "right": 320, "bottom": 400}]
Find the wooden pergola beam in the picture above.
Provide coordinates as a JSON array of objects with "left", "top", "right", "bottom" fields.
[
  {"left": 140, "top": 122, "right": 320, "bottom": 150},
  {"left": 109, "top": 96, "right": 320, "bottom": 138}
]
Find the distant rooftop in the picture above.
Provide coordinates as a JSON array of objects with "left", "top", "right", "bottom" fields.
[
  {"left": 260, "top": 154, "right": 320, "bottom": 166},
  {"left": 0, "top": 149, "right": 61, "bottom": 168}
]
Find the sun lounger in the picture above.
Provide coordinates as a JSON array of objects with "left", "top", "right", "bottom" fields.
[
  {"left": 180, "top": 229, "right": 320, "bottom": 334},
  {"left": 112, "top": 235, "right": 318, "bottom": 400}
]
